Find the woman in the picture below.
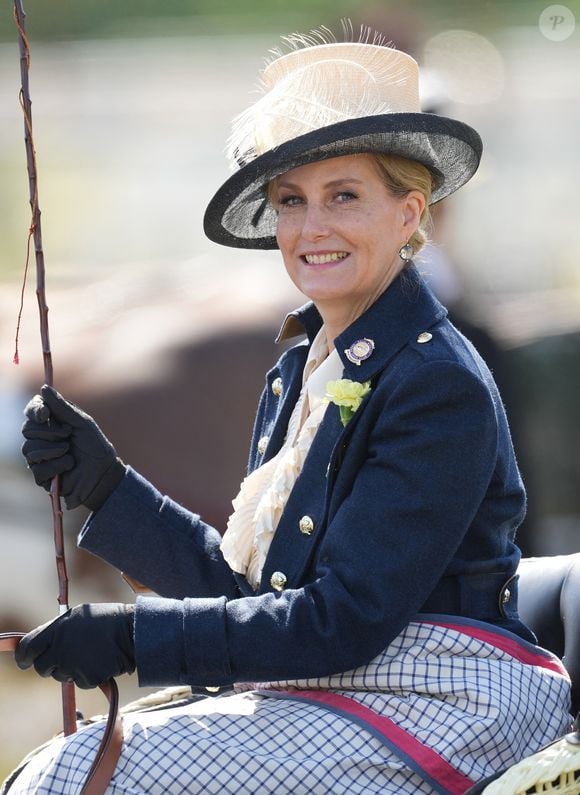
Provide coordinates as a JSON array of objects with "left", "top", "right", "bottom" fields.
[{"left": 12, "top": 29, "right": 571, "bottom": 794}]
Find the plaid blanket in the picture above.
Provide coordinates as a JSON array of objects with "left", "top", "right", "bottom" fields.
[{"left": 5, "top": 618, "right": 571, "bottom": 794}]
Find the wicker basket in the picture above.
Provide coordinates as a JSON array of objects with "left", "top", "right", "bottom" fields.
[{"left": 481, "top": 732, "right": 580, "bottom": 795}]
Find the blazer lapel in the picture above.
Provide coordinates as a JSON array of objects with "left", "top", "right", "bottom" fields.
[{"left": 335, "top": 266, "right": 447, "bottom": 383}]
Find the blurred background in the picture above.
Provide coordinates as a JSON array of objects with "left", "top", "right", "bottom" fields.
[{"left": 0, "top": 0, "right": 579, "bottom": 778}]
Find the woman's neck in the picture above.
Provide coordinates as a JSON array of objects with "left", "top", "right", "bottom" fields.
[
  {"left": 317, "top": 296, "right": 376, "bottom": 352},
  {"left": 313, "top": 263, "right": 404, "bottom": 351}
]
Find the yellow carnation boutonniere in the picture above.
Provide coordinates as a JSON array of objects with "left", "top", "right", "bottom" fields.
[{"left": 325, "top": 379, "right": 372, "bottom": 427}]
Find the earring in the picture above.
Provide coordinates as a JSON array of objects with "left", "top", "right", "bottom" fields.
[{"left": 399, "top": 243, "right": 413, "bottom": 261}]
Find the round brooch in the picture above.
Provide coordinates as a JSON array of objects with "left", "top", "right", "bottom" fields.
[{"left": 345, "top": 338, "right": 375, "bottom": 366}]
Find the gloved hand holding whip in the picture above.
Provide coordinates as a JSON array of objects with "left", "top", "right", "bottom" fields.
[{"left": 21, "top": 385, "right": 126, "bottom": 511}]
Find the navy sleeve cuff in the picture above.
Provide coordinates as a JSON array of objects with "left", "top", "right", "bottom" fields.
[{"left": 135, "top": 595, "right": 232, "bottom": 688}]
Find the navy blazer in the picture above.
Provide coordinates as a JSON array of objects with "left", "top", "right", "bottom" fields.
[{"left": 79, "top": 267, "right": 532, "bottom": 688}]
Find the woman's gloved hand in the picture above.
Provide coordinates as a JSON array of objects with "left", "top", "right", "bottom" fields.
[
  {"left": 15, "top": 603, "right": 136, "bottom": 689},
  {"left": 21, "top": 385, "right": 126, "bottom": 511}
]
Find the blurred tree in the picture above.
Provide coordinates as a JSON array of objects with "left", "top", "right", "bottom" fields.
[{"left": 0, "top": 0, "right": 556, "bottom": 42}]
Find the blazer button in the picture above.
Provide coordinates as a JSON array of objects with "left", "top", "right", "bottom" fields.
[
  {"left": 299, "top": 515, "right": 314, "bottom": 535},
  {"left": 498, "top": 574, "right": 517, "bottom": 615},
  {"left": 417, "top": 331, "right": 433, "bottom": 343},
  {"left": 271, "top": 377, "right": 283, "bottom": 397},
  {"left": 270, "top": 571, "right": 287, "bottom": 592},
  {"left": 257, "top": 436, "right": 269, "bottom": 455}
]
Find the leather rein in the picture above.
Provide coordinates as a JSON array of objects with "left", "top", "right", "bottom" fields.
[{"left": 0, "top": 633, "right": 122, "bottom": 795}]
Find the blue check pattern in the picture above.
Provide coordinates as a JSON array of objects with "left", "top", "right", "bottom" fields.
[{"left": 6, "top": 621, "right": 571, "bottom": 794}]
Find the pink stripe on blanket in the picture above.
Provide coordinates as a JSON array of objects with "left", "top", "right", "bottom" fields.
[
  {"left": 286, "top": 689, "right": 475, "bottom": 795},
  {"left": 421, "top": 620, "right": 569, "bottom": 678}
]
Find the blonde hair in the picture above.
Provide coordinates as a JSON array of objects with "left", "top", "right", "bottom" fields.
[
  {"left": 370, "top": 153, "right": 433, "bottom": 255},
  {"left": 268, "top": 152, "right": 434, "bottom": 255}
]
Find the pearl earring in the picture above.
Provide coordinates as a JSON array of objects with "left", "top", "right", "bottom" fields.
[{"left": 399, "top": 243, "right": 414, "bottom": 261}]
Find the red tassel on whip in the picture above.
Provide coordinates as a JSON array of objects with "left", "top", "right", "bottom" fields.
[{"left": 13, "top": 0, "right": 77, "bottom": 736}]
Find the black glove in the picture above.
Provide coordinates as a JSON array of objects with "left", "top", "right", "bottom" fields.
[
  {"left": 22, "top": 385, "right": 126, "bottom": 511},
  {"left": 15, "top": 603, "right": 136, "bottom": 689}
]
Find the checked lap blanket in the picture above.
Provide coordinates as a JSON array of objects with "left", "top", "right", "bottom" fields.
[{"left": 5, "top": 618, "right": 571, "bottom": 795}]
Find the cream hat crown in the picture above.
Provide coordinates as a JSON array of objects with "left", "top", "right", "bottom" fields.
[{"left": 229, "top": 42, "right": 421, "bottom": 166}]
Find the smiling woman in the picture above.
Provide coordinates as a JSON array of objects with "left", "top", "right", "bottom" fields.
[
  {"left": 272, "top": 153, "right": 426, "bottom": 342},
  {"left": 9, "top": 24, "right": 572, "bottom": 795}
]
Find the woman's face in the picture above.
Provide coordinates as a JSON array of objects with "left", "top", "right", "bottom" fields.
[{"left": 273, "top": 154, "right": 424, "bottom": 322}]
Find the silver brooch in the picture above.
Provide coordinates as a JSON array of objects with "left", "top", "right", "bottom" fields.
[{"left": 345, "top": 338, "right": 375, "bottom": 366}]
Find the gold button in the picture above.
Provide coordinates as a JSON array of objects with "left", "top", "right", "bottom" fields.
[
  {"left": 502, "top": 587, "right": 511, "bottom": 605},
  {"left": 299, "top": 516, "right": 314, "bottom": 535},
  {"left": 270, "top": 571, "right": 287, "bottom": 592},
  {"left": 257, "top": 436, "right": 269, "bottom": 455},
  {"left": 272, "top": 377, "right": 283, "bottom": 397},
  {"left": 417, "top": 332, "right": 432, "bottom": 344}
]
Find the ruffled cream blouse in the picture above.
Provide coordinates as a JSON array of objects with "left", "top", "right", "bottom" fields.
[{"left": 220, "top": 329, "right": 342, "bottom": 589}]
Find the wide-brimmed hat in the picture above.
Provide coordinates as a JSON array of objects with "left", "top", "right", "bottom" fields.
[{"left": 204, "top": 32, "right": 482, "bottom": 250}]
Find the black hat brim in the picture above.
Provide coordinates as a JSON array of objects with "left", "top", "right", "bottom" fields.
[{"left": 204, "top": 112, "right": 482, "bottom": 250}]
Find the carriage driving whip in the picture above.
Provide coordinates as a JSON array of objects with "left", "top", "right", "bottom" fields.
[{"left": 0, "top": 4, "right": 123, "bottom": 792}]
